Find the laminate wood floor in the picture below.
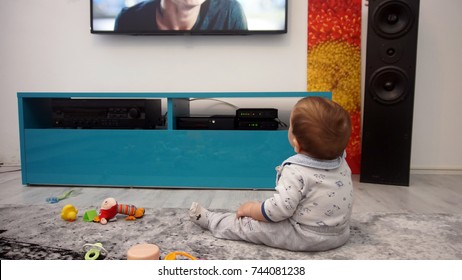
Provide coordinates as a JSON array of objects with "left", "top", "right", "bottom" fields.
[{"left": 1, "top": 166, "right": 461, "bottom": 214}]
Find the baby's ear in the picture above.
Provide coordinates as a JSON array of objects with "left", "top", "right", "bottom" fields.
[{"left": 292, "top": 137, "right": 301, "bottom": 153}]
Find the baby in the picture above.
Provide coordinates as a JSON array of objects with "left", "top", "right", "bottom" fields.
[{"left": 189, "top": 96, "right": 353, "bottom": 251}]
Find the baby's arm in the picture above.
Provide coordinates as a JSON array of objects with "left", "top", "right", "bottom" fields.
[
  {"left": 260, "top": 165, "right": 305, "bottom": 222},
  {"left": 236, "top": 201, "right": 268, "bottom": 222},
  {"left": 236, "top": 165, "right": 305, "bottom": 222}
]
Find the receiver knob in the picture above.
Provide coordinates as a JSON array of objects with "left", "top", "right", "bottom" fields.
[{"left": 128, "top": 108, "right": 141, "bottom": 119}]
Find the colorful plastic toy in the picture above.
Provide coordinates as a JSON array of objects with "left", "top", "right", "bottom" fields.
[
  {"left": 46, "top": 190, "right": 74, "bottom": 204},
  {"left": 164, "top": 251, "right": 197, "bottom": 260},
  {"left": 61, "top": 204, "right": 78, "bottom": 222},
  {"left": 82, "top": 209, "right": 97, "bottom": 222},
  {"left": 83, "top": 243, "right": 108, "bottom": 260},
  {"left": 127, "top": 243, "right": 160, "bottom": 260}
]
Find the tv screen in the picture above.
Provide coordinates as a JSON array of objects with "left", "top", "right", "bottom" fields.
[{"left": 90, "top": 0, "right": 288, "bottom": 35}]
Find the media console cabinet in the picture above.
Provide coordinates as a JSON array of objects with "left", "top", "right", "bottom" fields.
[{"left": 17, "top": 92, "right": 330, "bottom": 189}]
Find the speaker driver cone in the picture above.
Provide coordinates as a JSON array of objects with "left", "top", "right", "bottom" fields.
[
  {"left": 373, "top": 1, "right": 414, "bottom": 38},
  {"left": 369, "top": 67, "right": 409, "bottom": 104}
]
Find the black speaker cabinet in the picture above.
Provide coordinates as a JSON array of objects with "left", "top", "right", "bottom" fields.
[{"left": 360, "top": 0, "right": 420, "bottom": 186}]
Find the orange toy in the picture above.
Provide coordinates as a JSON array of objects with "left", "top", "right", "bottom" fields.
[
  {"left": 164, "top": 251, "right": 197, "bottom": 260},
  {"left": 127, "top": 243, "right": 160, "bottom": 260}
]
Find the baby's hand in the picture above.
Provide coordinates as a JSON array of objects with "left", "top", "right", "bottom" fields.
[{"left": 236, "top": 202, "right": 255, "bottom": 218}]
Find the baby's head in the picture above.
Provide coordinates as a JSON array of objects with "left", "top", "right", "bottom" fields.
[{"left": 289, "top": 97, "right": 351, "bottom": 160}]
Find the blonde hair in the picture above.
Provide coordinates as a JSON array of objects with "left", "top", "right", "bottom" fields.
[{"left": 291, "top": 97, "right": 351, "bottom": 160}]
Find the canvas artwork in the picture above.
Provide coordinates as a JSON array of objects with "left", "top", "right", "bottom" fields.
[{"left": 307, "top": 0, "right": 362, "bottom": 173}]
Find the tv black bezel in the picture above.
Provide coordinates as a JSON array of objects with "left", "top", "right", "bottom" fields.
[{"left": 90, "top": 0, "right": 288, "bottom": 35}]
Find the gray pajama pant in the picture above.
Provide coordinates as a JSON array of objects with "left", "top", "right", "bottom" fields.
[{"left": 205, "top": 211, "right": 350, "bottom": 252}]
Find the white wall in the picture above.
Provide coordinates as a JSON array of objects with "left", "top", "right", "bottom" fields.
[
  {"left": 0, "top": 0, "right": 461, "bottom": 172},
  {"left": 411, "top": 0, "right": 462, "bottom": 171}
]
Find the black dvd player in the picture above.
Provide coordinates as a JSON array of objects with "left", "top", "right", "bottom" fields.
[{"left": 176, "top": 115, "right": 236, "bottom": 130}]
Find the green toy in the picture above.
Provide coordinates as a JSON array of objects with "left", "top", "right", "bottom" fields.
[
  {"left": 82, "top": 209, "right": 98, "bottom": 222},
  {"left": 83, "top": 243, "right": 107, "bottom": 260},
  {"left": 46, "top": 190, "right": 74, "bottom": 204}
]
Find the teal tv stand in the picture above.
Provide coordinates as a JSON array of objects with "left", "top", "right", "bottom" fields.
[{"left": 17, "top": 92, "right": 331, "bottom": 189}]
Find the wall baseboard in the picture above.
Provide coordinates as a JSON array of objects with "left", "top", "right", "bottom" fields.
[{"left": 411, "top": 168, "right": 462, "bottom": 175}]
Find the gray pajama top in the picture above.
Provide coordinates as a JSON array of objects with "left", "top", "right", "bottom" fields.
[{"left": 261, "top": 153, "right": 353, "bottom": 229}]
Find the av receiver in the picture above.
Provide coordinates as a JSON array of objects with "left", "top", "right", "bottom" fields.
[{"left": 52, "top": 99, "right": 162, "bottom": 129}]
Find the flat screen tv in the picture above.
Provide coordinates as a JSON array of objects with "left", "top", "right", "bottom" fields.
[{"left": 90, "top": 0, "right": 288, "bottom": 35}]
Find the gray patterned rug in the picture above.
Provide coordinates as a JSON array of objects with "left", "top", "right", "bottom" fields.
[{"left": 1, "top": 205, "right": 461, "bottom": 260}]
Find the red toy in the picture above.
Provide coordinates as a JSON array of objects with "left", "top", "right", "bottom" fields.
[{"left": 93, "top": 197, "right": 145, "bottom": 225}]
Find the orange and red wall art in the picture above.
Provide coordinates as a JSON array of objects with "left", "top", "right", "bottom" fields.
[{"left": 307, "top": 0, "right": 362, "bottom": 173}]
